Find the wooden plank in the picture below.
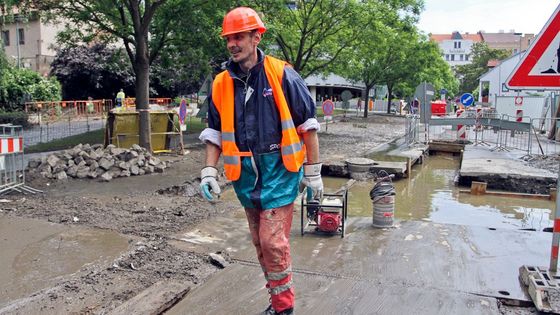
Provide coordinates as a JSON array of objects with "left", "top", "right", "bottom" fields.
[
  {"left": 109, "top": 281, "right": 191, "bottom": 315},
  {"left": 429, "top": 141, "right": 464, "bottom": 153},
  {"left": 470, "top": 181, "right": 487, "bottom": 195}
]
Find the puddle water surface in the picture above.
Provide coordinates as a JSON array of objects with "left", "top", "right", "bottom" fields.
[
  {"left": 0, "top": 216, "right": 129, "bottom": 305},
  {"left": 221, "top": 154, "right": 554, "bottom": 230}
]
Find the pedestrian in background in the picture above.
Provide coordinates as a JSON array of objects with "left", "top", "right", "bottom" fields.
[
  {"left": 115, "top": 89, "right": 125, "bottom": 108},
  {"left": 357, "top": 97, "right": 362, "bottom": 113},
  {"left": 198, "top": 7, "right": 322, "bottom": 315}
]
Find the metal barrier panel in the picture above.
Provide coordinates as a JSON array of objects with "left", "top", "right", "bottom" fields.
[
  {"left": 530, "top": 117, "right": 560, "bottom": 155},
  {"left": 426, "top": 112, "right": 532, "bottom": 154},
  {"left": 0, "top": 125, "right": 24, "bottom": 194},
  {"left": 405, "top": 114, "right": 420, "bottom": 146}
]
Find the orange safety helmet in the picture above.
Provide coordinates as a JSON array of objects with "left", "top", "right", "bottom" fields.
[{"left": 221, "top": 7, "right": 266, "bottom": 37}]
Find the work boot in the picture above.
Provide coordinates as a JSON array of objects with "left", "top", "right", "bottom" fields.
[
  {"left": 262, "top": 305, "right": 293, "bottom": 315},
  {"left": 262, "top": 305, "right": 275, "bottom": 315}
]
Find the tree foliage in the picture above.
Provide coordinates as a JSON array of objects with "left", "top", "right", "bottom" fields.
[
  {"left": 454, "top": 42, "right": 510, "bottom": 94},
  {"left": 261, "top": 0, "right": 358, "bottom": 78},
  {"left": 50, "top": 44, "right": 134, "bottom": 100},
  {"left": 0, "top": 66, "right": 61, "bottom": 110}
]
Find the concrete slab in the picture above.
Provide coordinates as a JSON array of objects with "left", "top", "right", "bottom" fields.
[
  {"left": 461, "top": 145, "right": 555, "bottom": 179},
  {"left": 167, "top": 263, "right": 500, "bottom": 315},
  {"left": 169, "top": 207, "right": 550, "bottom": 313},
  {"left": 459, "top": 145, "right": 557, "bottom": 193}
]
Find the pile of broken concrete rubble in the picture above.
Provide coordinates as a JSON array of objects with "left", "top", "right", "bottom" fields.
[{"left": 27, "top": 144, "right": 167, "bottom": 181}]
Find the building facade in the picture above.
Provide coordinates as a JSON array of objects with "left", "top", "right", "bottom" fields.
[
  {"left": 1, "top": 13, "right": 63, "bottom": 75},
  {"left": 430, "top": 31, "right": 536, "bottom": 68},
  {"left": 480, "top": 32, "right": 535, "bottom": 55},
  {"left": 430, "top": 31, "right": 482, "bottom": 67}
]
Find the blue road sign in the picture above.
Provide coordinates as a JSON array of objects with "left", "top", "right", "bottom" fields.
[
  {"left": 440, "top": 88, "right": 448, "bottom": 95},
  {"left": 460, "top": 93, "right": 475, "bottom": 106}
]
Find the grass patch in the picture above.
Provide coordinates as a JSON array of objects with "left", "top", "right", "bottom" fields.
[
  {"left": 25, "top": 129, "right": 105, "bottom": 154},
  {"left": 316, "top": 107, "right": 347, "bottom": 117}
]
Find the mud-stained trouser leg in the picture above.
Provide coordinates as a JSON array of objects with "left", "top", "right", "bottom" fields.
[{"left": 245, "top": 203, "right": 294, "bottom": 312}]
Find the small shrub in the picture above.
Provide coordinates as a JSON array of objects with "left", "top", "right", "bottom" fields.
[{"left": 0, "top": 111, "right": 30, "bottom": 128}]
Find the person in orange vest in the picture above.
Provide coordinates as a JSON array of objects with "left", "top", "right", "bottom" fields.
[
  {"left": 368, "top": 98, "right": 373, "bottom": 111},
  {"left": 198, "top": 7, "right": 321, "bottom": 315}
]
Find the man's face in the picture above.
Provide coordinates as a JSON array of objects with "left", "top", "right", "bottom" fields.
[{"left": 225, "top": 31, "right": 260, "bottom": 64}]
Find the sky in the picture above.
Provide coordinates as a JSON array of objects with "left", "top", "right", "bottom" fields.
[{"left": 417, "top": 0, "right": 559, "bottom": 35}]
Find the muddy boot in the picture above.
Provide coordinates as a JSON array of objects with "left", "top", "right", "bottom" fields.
[
  {"left": 262, "top": 305, "right": 293, "bottom": 315},
  {"left": 262, "top": 305, "right": 275, "bottom": 315}
]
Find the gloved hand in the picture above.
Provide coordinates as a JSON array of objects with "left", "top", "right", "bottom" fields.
[
  {"left": 200, "top": 166, "right": 221, "bottom": 202},
  {"left": 300, "top": 163, "right": 323, "bottom": 201}
]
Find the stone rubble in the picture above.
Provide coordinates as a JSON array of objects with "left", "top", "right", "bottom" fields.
[{"left": 27, "top": 143, "right": 167, "bottom": 182}]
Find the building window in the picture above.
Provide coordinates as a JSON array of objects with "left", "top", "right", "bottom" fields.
[
  {"left": 450, "top": 54, "right": 455, "bottom": 61},
  {"left": 445, "top": 54, "right": 449, "bottom": 61},
  {"left": 465, "top": 54, "right": 469, "bottom": 61},
  {"left": 454, "top": 41, "right": 462, "bottom": 48},
  {"left": 18, "top": 28, "right": 25, "bottom": 45},
  {"left": 1, "top": 30, "right": 9, "bottom": 46},
  {"left": 458, "top": 41, "right": 461, "bottom": 48},
  {"left": 460, "top": 54, "right": 464, "bottom": 61}
]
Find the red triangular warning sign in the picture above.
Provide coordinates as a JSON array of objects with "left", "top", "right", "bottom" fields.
[{"left": 507, "top": 4, "right": 560, "bottom": 90}]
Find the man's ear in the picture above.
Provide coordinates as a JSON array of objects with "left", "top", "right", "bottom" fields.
[{"left": 253, "top": 32, "right": 262, "bottom": 45}]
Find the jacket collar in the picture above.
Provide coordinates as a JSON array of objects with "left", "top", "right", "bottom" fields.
[{"left": 226, "top": 48, "right": 265, "bottom": 80}]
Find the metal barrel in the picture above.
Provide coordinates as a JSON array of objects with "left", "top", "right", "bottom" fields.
[{"left": 372, "top": 194, "right": 395, "bottom": 228}]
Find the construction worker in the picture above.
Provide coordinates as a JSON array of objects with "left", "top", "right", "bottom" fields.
[
  {"left": 115, "top": 89, "right": 125, "bottom": 108},
  {"left": 198, "top": 7, "right": 321, "bottom": 315}
]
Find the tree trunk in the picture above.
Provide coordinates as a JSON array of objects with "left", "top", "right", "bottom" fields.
[
  {"left": 135, "top": 36, "right": 152, "bottom": 151},
  {"left": 386, "top": 85, "right": 393, "bottom": 114},
  {"left": 363, "top": 85, "right": 372, "bottom": 118}
]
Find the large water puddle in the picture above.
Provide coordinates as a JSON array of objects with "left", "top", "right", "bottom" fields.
[
  {"left": 222, "top": 154, "right": 554, "bottom": 231},
  {"left": 0, "top": 216, "right": 129, "bottom": 305}
]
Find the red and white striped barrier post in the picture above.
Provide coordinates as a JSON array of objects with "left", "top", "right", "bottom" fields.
[
  {"left": 516, "top": 109, "right": 523, "bottom": 122},
  {"left": 551, "top": 167, "right": 560, "bottom": 272},
  {"left": 457, "top": 110, "right": 466, "bottom": 139},
  {"left": 0, "top": 137, "right": 23, "bottom": 154}
]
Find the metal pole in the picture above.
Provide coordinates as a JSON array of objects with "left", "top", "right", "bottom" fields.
[
  {"left": 550, "top": 164, "right": 560, "bottom": 272},
  {"left": 15, "top": 16, "right": 20, "bottom": 69}
]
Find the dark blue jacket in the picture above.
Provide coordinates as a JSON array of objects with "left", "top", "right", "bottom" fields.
[{"left": 207, "top": 49, "right": 315, "bottom": 154}]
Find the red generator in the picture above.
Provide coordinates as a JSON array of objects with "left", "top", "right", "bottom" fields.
[
  {"left": 301, "top": 191, "right": 348, "bottom": 238},
  {"left": 431, "top": 100, "right": 447, "bottom": 116}
]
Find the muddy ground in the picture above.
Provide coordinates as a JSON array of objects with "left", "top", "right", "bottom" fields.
[{"left": 0, "top": 115, "right": 410, "bottom": 314}]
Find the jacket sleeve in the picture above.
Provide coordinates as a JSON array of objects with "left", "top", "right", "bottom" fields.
[
  {"left": 282, "top": 67, "right": 320, "bottom": 133},
  {"left": 198, "top": 88, "right": 222, "bottom": 147}
]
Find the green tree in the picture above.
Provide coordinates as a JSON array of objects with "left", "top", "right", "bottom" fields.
[
  {"left": 0, "top": 67, "right": 61, "bottom": 110},
  {"left": 27, "top": 0, "right": 239, "bottom": 150},
  {"left": 50, "top": 44, "right": 135, "bottom": 100},
  {"left": 455, "top": 42, "right": 509, "bottom": 94},
  {"left": 343, "top": 0, "right": 423, "bottom": 117},
  {"left": 257, "top": 0, "right": 359, "bottom": 78}
]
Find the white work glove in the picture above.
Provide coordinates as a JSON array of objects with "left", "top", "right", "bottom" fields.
[
  {"left": 300, "top": 163, "right": 323, "bottom": 201},
  {"left": 200, "top": 166, "right": 221, "bottom": 202}
]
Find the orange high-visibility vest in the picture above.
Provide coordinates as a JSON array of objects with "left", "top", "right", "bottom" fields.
[{"left": 212, "top": 56, "right": 306, "bottom": 181}]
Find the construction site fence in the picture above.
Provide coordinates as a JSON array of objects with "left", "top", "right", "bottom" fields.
[
  {"left": 0, "top": 124, "right": 25, "bottom": 194},
  {"left": 25, "top": 99, "right": 113, "bottom": 119},
  {"left": 529, "top": 117, "right": 560, "bottom": 156},
  {"left": 405, "top": 114, "right": 420, "bottom": 146},
  {"left": 22, "top": 114, "right": 106, "bottom": 147},
  {"left": 24, "top": 98, "right": 174, "bottom": 119},
  {"left": 419, "top": 112, "right": 533, "bottom": 155}
]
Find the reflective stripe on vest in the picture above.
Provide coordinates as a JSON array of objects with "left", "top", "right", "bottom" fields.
[{"left": 212, "top": 55, "right": 305, "bottom": 181}]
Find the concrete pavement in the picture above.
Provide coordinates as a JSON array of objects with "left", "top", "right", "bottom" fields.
[{"left": 167, "top": 208, "right": 549, "bottom": 314}]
